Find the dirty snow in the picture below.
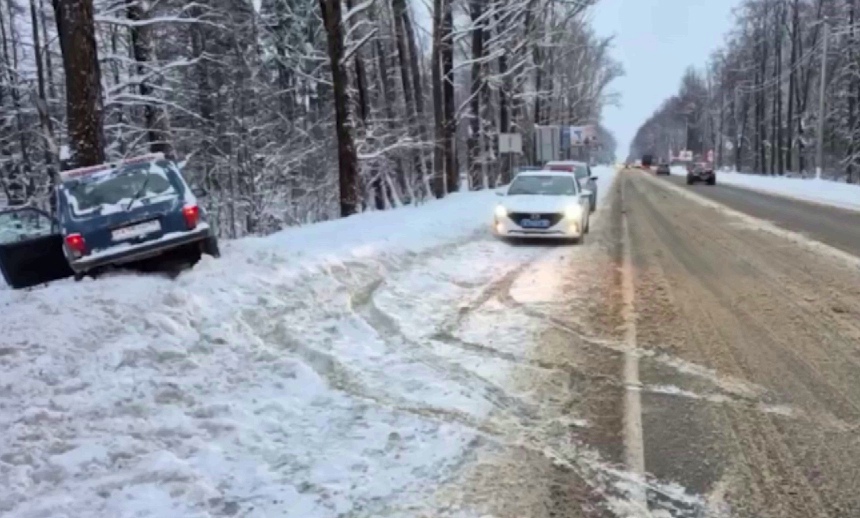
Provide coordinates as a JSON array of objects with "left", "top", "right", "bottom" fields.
[
  {"left": 670, "top": 166, "right": 860, "bottom": 211},
  {"left": 0, "top": 169, "right": 641, "bottom": 517}
]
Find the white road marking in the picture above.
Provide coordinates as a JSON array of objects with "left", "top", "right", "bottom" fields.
[{"left": 620, "top": 175, "right": 649, "bottom": 512}]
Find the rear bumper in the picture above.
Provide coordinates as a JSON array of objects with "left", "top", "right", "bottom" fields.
[
  {"left": 69, "top": 227, "right": 211, "bottom": 273},
  {"left": 688, "top": 172, "right": 715, "bottom": 181}
]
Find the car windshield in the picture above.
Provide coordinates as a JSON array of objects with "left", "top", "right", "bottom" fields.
[
  {"left": 507, "top": 175, "right": 577, "bottom": 196},
  {"left": 61, "top": 160, "right": 179, "bottom": 217}
]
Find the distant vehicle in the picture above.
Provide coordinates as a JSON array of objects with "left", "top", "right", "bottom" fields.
[
  {"left": 655, "top": 163, "right": 671, "bottom": 175},
  {"left": 641, "top": 154, "right": 654, "bottom": 168},
  {"left": 493, "top": 171, "right": 591, "bottom": 243},
  {"left": 0, "top": 153, "right": 220, "bottom": 289},
  {"left": 686, "top": 161, "right": 716, "bottom": 185},
  {"left": 543, "top": 160, "right": 599, "bottom": 212}
]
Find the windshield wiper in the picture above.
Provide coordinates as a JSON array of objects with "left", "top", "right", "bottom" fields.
[{"left": 125, "top": 175, "right": 151, "bottom": 211}]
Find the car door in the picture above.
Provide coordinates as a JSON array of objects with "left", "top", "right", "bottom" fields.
[
  {"left": 585, "top": 166, "right": 597, "bottom": 193},
  {"left": 0, "top": 207, "right": 73, "bottom": 289}
]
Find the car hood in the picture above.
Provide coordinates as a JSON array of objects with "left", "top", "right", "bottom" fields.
[{"left": 499, "top": 195, "right": 579, "bottom": 213}]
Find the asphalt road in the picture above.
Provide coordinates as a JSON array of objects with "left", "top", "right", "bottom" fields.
[
  {"left": 662, "top": 173, "right": 860, "bottom": 258},
  {"left": 530, "top": 170, "right": 860, "bottom": 517},
  {"left": 423, "top": 170, "right": 860, "bottom": 517}
]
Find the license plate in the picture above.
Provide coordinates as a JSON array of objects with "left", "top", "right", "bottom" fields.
[
  {"left": 112, "top": 219, "right": 161, "bottom": 241},
  {"left": 520, "top": 219, "right": 550, "bottom": 228}
]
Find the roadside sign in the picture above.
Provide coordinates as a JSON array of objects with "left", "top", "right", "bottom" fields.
[
  {"left": 535, "top": 126, "right": 560, "bottom": 162},
  {"left": 498, "top": 133, "right": 522, "bottom": 154},
  {"left": 560, "top": 126, "right": 571, "bottom": 152},
  {"left": 569, "top": 124, "right": 596, "bottom": 146}
]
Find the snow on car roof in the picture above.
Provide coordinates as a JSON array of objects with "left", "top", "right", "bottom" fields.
[
  {"left": 515, "top": 170, "right": 577, "bottom": 178},
  {"left": 59, "top": 153, "right": 167, "bottom": 181}
]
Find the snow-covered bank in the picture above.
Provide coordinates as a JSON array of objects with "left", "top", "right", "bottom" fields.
[
  {"left": 1, "top": 168, "right": 621, "bottom": 517},
  {"left": 670, "top": 166, "right": 860, "bottom": 211}
]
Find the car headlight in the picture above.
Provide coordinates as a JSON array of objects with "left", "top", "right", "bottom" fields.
[
  {"left": 564, "top": 205, "right": 583, "bottom": 219},
  {"left": 495, "top": 205, "right": 507, "bottom": 218}
]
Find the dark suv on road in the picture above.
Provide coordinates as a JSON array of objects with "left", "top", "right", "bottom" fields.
[{"left": 686, "top": 162, "right": 716, "bottom": 185}]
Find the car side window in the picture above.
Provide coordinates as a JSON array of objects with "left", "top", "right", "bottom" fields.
[{"left": 0, "top": 208, "right": 56, "bottom": 245}]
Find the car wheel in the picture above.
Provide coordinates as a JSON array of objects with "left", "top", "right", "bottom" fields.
[
  {"left": 202, "top": 235, "right": 221, "bottom": 258},
  {"left": 186, "top": 244, "right": 203, "bottom": 265},
  {"left": 686, "top": 176, "right": 694, "bottom": 185},
  {"left": 707, "top": 176, "right": 716, "bottom": 185},
  {"left": 73, "top": 272, "right": 86, "bottom": 282}
]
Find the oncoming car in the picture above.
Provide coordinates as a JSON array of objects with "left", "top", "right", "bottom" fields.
[
  {"left": 686, "top": 161, "right": 716, "bottom": 185},
  {"left": 57, "top": 153, "right": 220, "bottom": 280},
  {"left": 492, "top": 171, "right": 591, "bottom": 243}
]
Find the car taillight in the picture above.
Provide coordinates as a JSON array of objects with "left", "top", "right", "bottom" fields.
[
  {"left": 182, "top": 205, "right": 200, "bottom": 229},
  {"left": 65, "top": 233, "right": 87, "bottom": 257}
]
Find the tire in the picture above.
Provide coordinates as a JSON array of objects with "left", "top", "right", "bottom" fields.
[
  {"left": 201, "top": 235, "right": 221, "bottom": 258},
  {"left": 584, "top": 215, "right": 590, "bottom": 234},
  {"left": 686, "top": 176, "right": 694, "bottom": 185},
  {"left": 73, "top": 272, "right": 85, "bottom": 282},
  {"left": 707, "top": 176, "right": 716, "bottom": 185}
]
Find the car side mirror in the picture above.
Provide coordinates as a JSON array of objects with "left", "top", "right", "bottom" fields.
[
  {"left": 589, "top": 176, "right": 598, "bottom": 181},
  {"left": 191, "top": 186, "right": 208, "bottom": 198}
]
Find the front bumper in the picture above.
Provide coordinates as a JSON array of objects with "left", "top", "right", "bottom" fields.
[
  {"left": 493, "top": 215, "right": 583, "bottom": 239},
  {"left": 69, "top": 227, "right": 211, "bottom": 273}
]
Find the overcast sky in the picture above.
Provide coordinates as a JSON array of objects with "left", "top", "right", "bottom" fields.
[{"left": 591, "top": 0, "right": 743, "bottom": 158}]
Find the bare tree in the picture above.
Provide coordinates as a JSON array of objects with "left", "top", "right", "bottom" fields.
[
  {"left": 319, "top": 0, "right": 359, "bottom": 216},
  {"left": 52, "top": 0, "right": 105, "bottom": 167}
]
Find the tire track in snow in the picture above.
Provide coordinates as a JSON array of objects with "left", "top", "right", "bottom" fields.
[{"left": 349, "top": 246, "right": 546, "bottom": 425}]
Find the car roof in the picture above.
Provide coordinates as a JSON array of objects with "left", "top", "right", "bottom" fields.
[
  {"left": 545, "top": 160, "right": 586, "bottom": 166},
  {"left": 514, "top": 170, "right": 578, "bottom": 178}
]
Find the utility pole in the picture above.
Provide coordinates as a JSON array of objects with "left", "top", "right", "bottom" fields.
[
  {"left": 684, "top": 114, "right": 690, "bottom": 151},
  {"left": 815, "top": 21, "right": 829, "bottom": 180}
]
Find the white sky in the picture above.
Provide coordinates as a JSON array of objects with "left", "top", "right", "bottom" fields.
[{"left": 591, "top": 0, "right": 743, "bottom": 158}]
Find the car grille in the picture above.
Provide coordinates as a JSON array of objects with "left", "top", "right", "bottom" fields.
[{"left": 509, "top": 212, "right": 564, "bottom": 228}]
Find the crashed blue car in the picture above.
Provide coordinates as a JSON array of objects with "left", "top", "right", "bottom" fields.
[{"left": 0, "top": 153, "right": 219, "bottom": 289}]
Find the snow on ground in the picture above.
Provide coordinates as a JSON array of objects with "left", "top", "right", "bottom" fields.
[
  {"left": 670, "top": 166, "right": 860, "bottom": 210},
  {"left": 0, "top": 168, "right": 621, "bottom": 517}
]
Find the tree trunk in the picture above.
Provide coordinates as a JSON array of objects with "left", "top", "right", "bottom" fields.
[
  {"left": 430, "top": 0, "right": 445, "bottom": 197},
  {"left": 30, "top": 0, "right": 57, "bottom": 180},
  {"left": 467, "top": 0, "right": 485, "bottom": 189},
  {"left": 127, "top": 0, "right": 174, "bottom": 158},
  {"left": 52, "top": 0, "right": 105, "bottom": 167},
  {"left": 785, "top": 0, "right": 798, "bottom": 172},
  {"left": 400, "top": 1, "right": 430, "bottom": 177},
  {"left": 319, "top": 0, "right": 359, "bottom": 216},
  {"left": 441, "top": 0, "right": 457, "bottom": 192}
]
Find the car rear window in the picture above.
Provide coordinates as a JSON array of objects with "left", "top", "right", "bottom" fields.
[
  {"left": 61, "top": 160, "right": 180, "bottom": 217},
  {"left": 547, "top": 163, "right": 588, "bottom": 179}
]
